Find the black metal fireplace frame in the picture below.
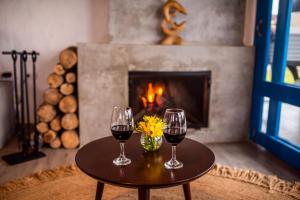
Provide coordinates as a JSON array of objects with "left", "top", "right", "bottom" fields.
[{"left": 128, "top": 71, "right": 211, "bottom": 129}]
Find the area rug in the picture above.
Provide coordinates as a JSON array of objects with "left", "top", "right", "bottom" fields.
[{"left": 0, "top": 164, "right": 299, "bottom": 200}]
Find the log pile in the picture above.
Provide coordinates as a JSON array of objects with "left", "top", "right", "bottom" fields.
[{"left": 36, "top": 47, "right": 79, "bottom": 149}]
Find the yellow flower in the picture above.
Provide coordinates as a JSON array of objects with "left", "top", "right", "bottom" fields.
[{"left": 135, "top": 115, "right": 166, "bottom": 138}]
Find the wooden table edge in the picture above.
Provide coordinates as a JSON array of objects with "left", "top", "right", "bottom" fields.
[{"left": 75, "top": 157, "right": 215, "bottom": 189}]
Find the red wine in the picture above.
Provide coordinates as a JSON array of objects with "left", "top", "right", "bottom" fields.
[
  {"left": 111, "top": 125, "right": 133, "bottom": 142},
  {"left": 163, "top": 128, "right": 186, "bottom": 145}
]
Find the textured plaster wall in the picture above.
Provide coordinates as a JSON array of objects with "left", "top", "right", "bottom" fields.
[
  {"left": 0, "top": 81, "right": 14, "bottom": 148},
  {"left": 78, "top": 44, "right": 254, "bottom": 145},
  {"left": 0, "top": 0, "right": 108, "bottom": 122},
  {"left": 109, "top": 0, "right": 246, "bottom": 45}
]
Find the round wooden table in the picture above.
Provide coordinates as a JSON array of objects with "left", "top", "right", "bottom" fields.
[{"left": 75, "top": 133, "right": 215, "bottom": 200}]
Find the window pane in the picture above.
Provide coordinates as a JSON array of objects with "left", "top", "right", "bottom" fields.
[
  {"left": 278, "top": 102, "right": 300, "bottom": 146},
  {"left": 261, "top": 97, "right": 270, "bottom": 134},
  {"left": 265, "top": 0, "right": 279, "bottom": 82},
  {"left": 285, "top": 2, "right": 300, "bottom": 87}
]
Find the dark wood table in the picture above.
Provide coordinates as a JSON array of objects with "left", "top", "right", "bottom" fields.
[{"left": 75, "top": 133, "right": 215, "bottom": 200}]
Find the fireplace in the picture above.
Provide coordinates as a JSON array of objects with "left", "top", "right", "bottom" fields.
[{"left": 129, "top": 71, "right": 211, "bottom": 129}]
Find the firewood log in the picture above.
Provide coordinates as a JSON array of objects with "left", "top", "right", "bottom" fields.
[
  {"left": 59, "top": 47, "right": 77, "bottom": 69},
  {"left": 65, "top": 72, "right": 76, "bottom": 83},
  {"left": 44, "top": 88, "right": 62, "bottom": 105},
  {"left": 47, "top": 73, "right": 64, "bottom": 89},
  {"left": 50, "top": 116, "right": 61, "bottom": 132},
  {"left": 61, "top": 130, "right": 79, "bottom": 149},
  {"left": 37, "top": 104, "right": 57, "bottom": 122},
  {"left": 59, "top": 95, "right": 77, "bottom": 113},
  {"left": 53, "top": 64, "right": 66, "bottom": 76},
  {"left": 50, "top": 137, "right": 61, "bottom": 149},
  {"left": 60, "top": 83, "right": 74, "bottom": 95},
  {"left": 43, "top": 130, "right": 57, "bottom": 143},
  {"left": 36, "top": 122, "right": 49, "bottom": 134},
  {"left": 61, "top": 113, "right": 79, "bottom": 130}
]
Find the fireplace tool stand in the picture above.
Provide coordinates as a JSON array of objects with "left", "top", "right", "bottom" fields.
[{"left": 2, "top": 50, "right": 46, "bottom": 165}]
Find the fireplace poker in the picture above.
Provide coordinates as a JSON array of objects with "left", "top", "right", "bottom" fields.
[
  {"left": 32, "top": 51, "right": 40, "bottom": 150},
  {"left": 11, "top": 51, "right": 20, "bottom": 131},
  {"left": 1, "top": 50, "right": 46, "bottom": 165}
]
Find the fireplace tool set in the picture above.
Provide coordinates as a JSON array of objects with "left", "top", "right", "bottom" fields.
[{"left": 2, "top": 50, "right": 46, "bottom": 165}]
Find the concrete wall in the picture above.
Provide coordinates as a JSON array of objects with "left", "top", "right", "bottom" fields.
[
  {"left": 0, "top": 0, "right": 108, "bottom": 117},
  {"left": 0, "top": 0, "right": 253, "bottom": 144},
  {"left": 109, "top": 0, "right": 246, "bottom": 45},
  {"left": 78, "top": 44, "right": 254, "bottom": 145},
  {"left": 0, "top": 0, "right": 246, "bottom": 121}
]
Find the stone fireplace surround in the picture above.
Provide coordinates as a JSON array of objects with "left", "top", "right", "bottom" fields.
[{"left": 78, "top": 44, "right": 254, "bottom": 145}]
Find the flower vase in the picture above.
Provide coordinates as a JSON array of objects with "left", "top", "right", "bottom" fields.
[{"left": 140, "top": 133, "right": 162, "bottom": 151}]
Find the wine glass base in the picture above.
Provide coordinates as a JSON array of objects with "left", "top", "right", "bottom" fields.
[
  {"left": 113, "top": 156, "right": 131, "bottom": 166},
  {"left": 164, "top": 159, "right": 183, "bottom": 169}
]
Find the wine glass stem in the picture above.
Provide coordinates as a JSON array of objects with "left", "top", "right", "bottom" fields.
[
  {"left": 171, "top": 145, "right": 176, "bottom": 162},
  {"left": 120, "top": 142, "right": 125, "bottom": 158}
]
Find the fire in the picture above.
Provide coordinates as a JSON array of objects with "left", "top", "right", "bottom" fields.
[
  {"left": 147, "top": 83, "right": 155, "bottom": 103},
  {"left": 140, "top": 82, "right": 164, "bottom": 109}
]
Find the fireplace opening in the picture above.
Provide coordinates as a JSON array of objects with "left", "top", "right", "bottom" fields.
[{"left": 129, "top": 71, "right": 211, "bottom": 129}]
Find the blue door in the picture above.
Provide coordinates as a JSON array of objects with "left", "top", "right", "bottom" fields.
[{"left": 251, "top": 0, "right": 300, "bottom": 170}]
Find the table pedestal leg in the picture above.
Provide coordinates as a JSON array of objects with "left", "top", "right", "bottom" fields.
[
  {"left": 183, "top": 183, "right": 191, "bottom": 200},
  {"left": 95, "top": 182, "right": 104, "bottom": 200},
  {"left": 138, "top": 187, "right": 150, "bottom": 200}
]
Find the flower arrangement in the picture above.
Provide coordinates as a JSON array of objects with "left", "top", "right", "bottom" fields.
[{"left": 135, "top": 115, "right": 166, "bottom": 151}]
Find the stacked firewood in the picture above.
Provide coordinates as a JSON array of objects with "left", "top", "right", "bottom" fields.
[{"left": 36, "top": 47, "right": 79, "bottom": 149}]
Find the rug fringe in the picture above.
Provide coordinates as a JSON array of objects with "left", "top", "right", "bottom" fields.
[
  {"left": 0, "top": 164, "right": 80, "bottom": 193},
  {"left": 0, "top": 163, "right": 299, "bottom": 198},
  {"left": 210, "top": 164, "right": 300, "bottom": 199}
]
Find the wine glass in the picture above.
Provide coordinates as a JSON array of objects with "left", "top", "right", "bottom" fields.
[
  {"left": 163, "top": 108, "right": 187, "bottom": 169},
  {"left": 110, "top": 106, "right": 134, "bottom": 166}
]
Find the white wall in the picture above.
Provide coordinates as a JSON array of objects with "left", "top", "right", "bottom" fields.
[{"left": 0, "top": 0, "right": 108, "bottom": 112}]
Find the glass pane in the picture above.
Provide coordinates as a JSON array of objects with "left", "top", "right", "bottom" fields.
[
  {"left": 278, "top": 102, "right": 300, "bottom": 146},
  {"left": 261, "top": 97, "right": 270, "bottom": 134},
  {"left": 265, "top": 0, "right": 279, "bottom": 82},
  {"left": 285, "top": 1, "right": 300, "bottom": 87}
]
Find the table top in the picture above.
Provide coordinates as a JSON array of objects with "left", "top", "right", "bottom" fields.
[{"left": 75, "top": 133, "right": 215, "bottom": 189}]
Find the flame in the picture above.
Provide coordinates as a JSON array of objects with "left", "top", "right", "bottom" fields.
[
  {"left": 141, "top": 96, "right": 148, "bottom": 108},
  {"left": 140, "top": 82, "right": 165, "bottom": 109},
  {"left": 157, "top": 87, "right": 164, "bottom": 96},
  {"left": 147, "top": 83, "right": 155, "bottom": 103}
]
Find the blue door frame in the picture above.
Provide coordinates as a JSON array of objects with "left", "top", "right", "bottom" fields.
[{"left": 250, "top": 0, "right": 300, "bottom": 170}]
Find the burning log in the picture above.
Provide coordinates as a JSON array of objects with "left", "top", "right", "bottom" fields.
[
  {"left": 47, "top": 73, "right": 64, "bottom": 89},
  {"left": 61, "top": 130, "right": 79, "bottom": 149},
  {"left": 134, "top": 109, "right": 147, "bottom": 123},
  {"left": 60, "top": 83, "right": 74, "bottom": 95}
]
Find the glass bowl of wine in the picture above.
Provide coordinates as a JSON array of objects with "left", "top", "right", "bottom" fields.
[
  {"left": 163, "top": 108, "right": 187, "bottom": 169},
  {"left": 110, "top": 106, "right": 134, "bottom": 166}
]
